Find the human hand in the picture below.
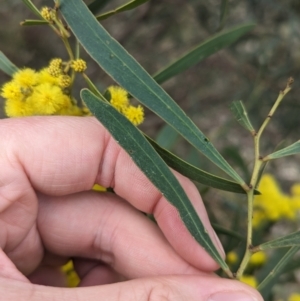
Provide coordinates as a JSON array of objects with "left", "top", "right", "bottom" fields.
[{"left": 0, "top": 116, "right": 262, "bottom": 301}]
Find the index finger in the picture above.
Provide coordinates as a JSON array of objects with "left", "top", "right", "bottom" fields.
[{"left": 0, "top": 116, "right": 224, "bottom": 271}]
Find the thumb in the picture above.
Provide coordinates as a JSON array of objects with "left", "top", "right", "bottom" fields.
[{"left": 1, "top": 273, "right": 263, "bottom": 301}]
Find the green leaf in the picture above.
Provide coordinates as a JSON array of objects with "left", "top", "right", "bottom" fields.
[
  {"left": 0, "top": 51, "right": 19, "bottom": 77},
  {"left": 153, "top": 24, "right": 255, "bottom": 84},
  {"left": 59, "top": 0, "right": 246, "bottom": 187},
  {"left": 96, "top": 0, "right": 149, "bottom": 21},
  {"left": 20, "top": 20, "right": 49, "bottom": 26},
  {"left": 264, "top": 140, "right": 300, "bottom": 161},
  {"left": 218, "top": 0, "right": 229, "bottom": 31},
  {"left": 21, "top": 0, "right": 42, "bottom": 18},
  {"left": 212, "top": 223, "right": 244, "bottom": 241},
  {"left": 81, "top": 88, "right": 231, "bottom": 275},
  {"left": 88, "top": 0, "right": 110, "bottom": 14},
  {"left": 255, "top": 230, "right": 300, "bottom": 251},
  {"left": 258, "top": 246, "right": 300, "bottom": 297},
  {"left": 230, "top": 100, "right": 255, "bottom": 134},
  {"left": 147, "top": 137, "right": 260, "bottom": 195}
]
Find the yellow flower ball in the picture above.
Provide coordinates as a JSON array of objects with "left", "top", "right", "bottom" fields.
[
  {"left": 249, "top": 251, "right": 267, "bottom": 266},
  {"left": 40, "top": 7, "right": 55, "bottom": 22},
  {"left": 71, "top": 59, "right": 87, "bottom": 73},
  {"left": 38, "top": 68, "right": 60, "bottom": 85},
  {"left": 289, "top": 293, "right": 300, "bottom": 301},
  {"left": 108, "top": 85, "right": 129, "bottom": 112},
  {"left": 226, "top": 251, "right": 238, "bottom": 265},
  {"left": 1, "top": 81, "right": 23, "bottom": 101},
  {"left": 123, "top": 105, "right": 144, "bottom": 126},
  {"left": 240, "top": 275, "right": 258, "bottom": 288},
  {"left": 4, "top": 97, "right": 33, "bottom": 117},
  {"left": 27, "top": 83, "right": 66, "bottom": 115},
  {"left": 13, "top": 68, "right": 38, "bottom": 88}
]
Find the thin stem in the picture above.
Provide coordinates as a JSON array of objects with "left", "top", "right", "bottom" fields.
[{"left": 236, "top": 78, "right": 293, "bottom": 279}]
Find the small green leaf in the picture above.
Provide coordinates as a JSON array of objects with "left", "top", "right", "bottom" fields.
[
  {"left": 21, "top": 0, "right": 42, "bottom": 18},
  {"left": 0, "top": 51, "right": 19, "bottom": 77},
  {"left": 81, "top": 88, "right": 231, "bottom": 275},
  {"left": 96, "top": 0, "right": 149, "bottom": 21},
  {"left": 88, "top": 0, "right": 110, "bottom": 14},
  {"left": 258, "top": 246, "right": 300, "bottom": 297},
  {"left": 230, "top": 100, "right": 255, "bottom": 133},
  {"left": 256, "top": 230, "right": 300, "bottom": 251},
  {"left": 20, "top": 19, "right": 49, "bottom": 26},
  {"left": 153, "top": 24, "right": 255, "bottom": 84},
  {"left": 264, "top": 140, "right": 300, "bottom": 161},
  {"left": 212, "top": 223, "right": 244, "bottom": 241},
  {"left": 59, "top": 0, "right": 246, "bottom": 187},
  {"left": 147, "top": 137, "right": 260, "bottom": 195},
  {"left": 218, "top": 0, "right": 229, "bottom": 31}
]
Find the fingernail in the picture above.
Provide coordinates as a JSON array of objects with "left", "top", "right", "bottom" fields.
[{"left": 208, "top": 291, "right": 258, "bottom": 301}]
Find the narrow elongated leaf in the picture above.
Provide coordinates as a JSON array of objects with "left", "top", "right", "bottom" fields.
[
  {"left": 81, "top": 88, "right": 231, "bottom": 274},
  {"left": 88, "top": 0, "right": 110, "bottom": 14},
  {"left": 218, "top": 0, "right": 229, "bottom": 31},
  {"left": 59, "top": 0, "right": 246, "bottom": 187},
  {"left": 255, "top": 230, "right": 300, "bottom": 251},
  {"left": 258, "top": 246, "right": 300, "bottom": 297},
  {"left": 20, "top": 20, "right": 49, "bottom": 26},
  {"left": 153, "top": 24, "right": 255, "bottom": 84},
  {"left": 96, "top": 0, "right": 149, "bottom": 21},
  {"left": 21, "top": 0, "right": 42, "bottom": 18},
  {"left": 0, "top": 52, "right": 19, "bottom": 77},
  {"left": 264, "top": 140, "right": 300, "bottom": 161},
  {"left": 230, "top": 100, "right": 255, "bottom": 133},
  {"left": 212, "top": 223, "right": 244, "bottom": 241},
  {"left": 147, "top": 136, "right": 260, "bottom": 194}
]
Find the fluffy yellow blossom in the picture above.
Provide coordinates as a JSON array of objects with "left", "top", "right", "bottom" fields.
[
  {"left": 38, "top": 68, "right": 60, "bottom": 86},
  {"left": 5, "top": 97, "right": 33, "bottom": 117},
  {"left": 123, "top": 105, "right": 144, "bottom": 126},
  {"left": 253, "top": 174, "right": 296, "bottom": 227},
  {"left": 240, "top": 275, "right": 258, "bottom": 288},
  {"left": 40, "top": 7, "right": 55, "bottom": 22},
  {"left": 1, "top": 81, "right": 23, "bottom": 101},
  {"left": 226, "top": 251, "right": 238, "bottom": 265},
  {"left": 71, "top": 59, "right": 87, "bottom": 73},
  {"left": 61, "top": 260, "right": 80, "bottom": 287},
  {"left": 291, "top": 184, "right": 300, "bottom": 196},
  {"left": 27, "top": 83, "right": 66, "bottom": 115},
  {"left": 108, "top": 85, "right": 129, "bottom": 112},
  {"left": 289, "top": 293, "right": 300, "bottom": 301},
  {"left": 249, "top": 251, "right": 267, "bottom": 266},
  {"left": 13, "top": 68, "right": 38, "bottom": 89}
]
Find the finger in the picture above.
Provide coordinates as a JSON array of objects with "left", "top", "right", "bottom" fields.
[
  {"left": 0, "top": 117, "right": 222, "bottom": 271},
  {"left": 0, "top": 248, "right": 29, "bottom": 283},
  {"left": 38, "top": 191, "right": 207, "bottom": 278},
  {"left": 73, "top": 258, "right": 124, "bottom": 286},
  {"left": 1, "top": 274, "right": 263, "bottom": 301},
  {"left": 28, "top": 266, "right": 66, "bottom": 287}
]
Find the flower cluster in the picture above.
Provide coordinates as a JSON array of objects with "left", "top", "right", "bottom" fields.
[
  {"left": 253, "top": 174, "right": 300, "bottom": 227},
  {"left": 107, "top": 85, "right": 144, "bottom": 126},
  {"left": 1, "top": 58, "right": 88, "bottom": 117}
]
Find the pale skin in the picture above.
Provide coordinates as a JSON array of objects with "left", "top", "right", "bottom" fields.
[{"left": 0, "top": 116, "right": 263, "bottom": 301}]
